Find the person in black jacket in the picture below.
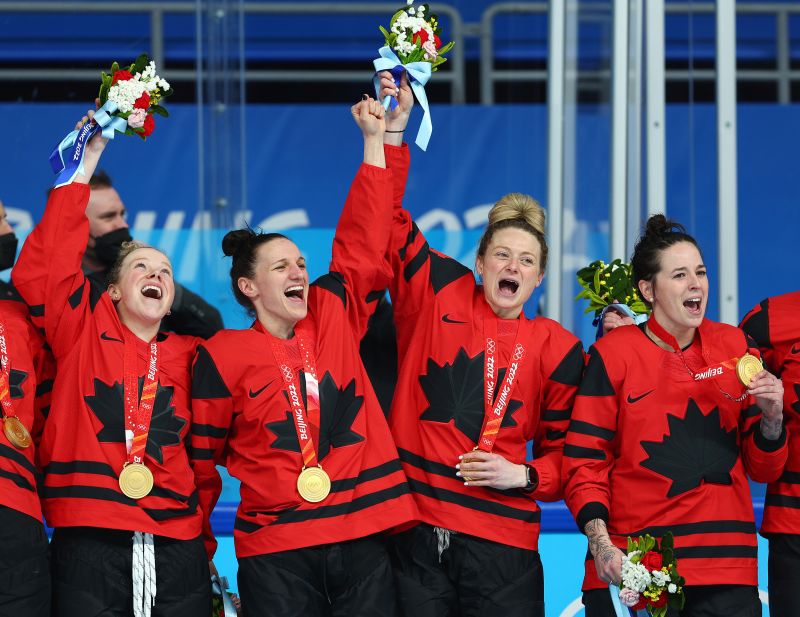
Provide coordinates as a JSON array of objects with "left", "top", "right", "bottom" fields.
[{"left": 81, "top": 170, "right": 224, "bottom": 339}]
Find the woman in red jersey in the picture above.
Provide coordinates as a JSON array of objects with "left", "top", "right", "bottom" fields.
[
  {"left": 0, "top": 199, "right": 52, "bottom": 617},
  {"left": 12, "top": 111, "right": 210, "bottom": 617},
  {"left": 740, "top": 291, "right": 800, "bottom": 617},
  {"left": 189, "top": 97, "right": 418, "bottom": 617},
  {"left": 563, "top": 215, "right": 787, "bottom": 617},
  {"left": 368, "top": 72, "right": 585, "bottom": 617}
]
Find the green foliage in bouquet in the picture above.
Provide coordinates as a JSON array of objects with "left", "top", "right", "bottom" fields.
[{"left": 575, "top": 259, "right": 650, "bottom": 317}]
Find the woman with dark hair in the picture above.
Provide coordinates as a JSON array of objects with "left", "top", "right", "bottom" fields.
[
  {"left": 563, "top": 214, "right": 787, "bottom": 617},
  {"left": 12, "top": 111, "right": 210, "bottom": 617},
  {"left": 370, "top": 72, "right": 585, "bottom": 617},
  {"left": 189, "top": 97, "right": 417, "bottom": 617},
  {"left": 740, "top": 291, "right": 800, "bottom": 617}
]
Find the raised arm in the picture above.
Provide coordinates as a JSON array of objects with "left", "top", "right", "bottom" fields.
[
  {"left": 12, "top": 110, "right": 109, "bottom": 356},
  {"left": 317, "top": 97, "right": 394, "bottom": 340}
]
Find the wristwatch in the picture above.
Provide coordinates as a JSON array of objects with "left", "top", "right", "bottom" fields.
[{"left": 519, "top": 463, "right": 538, "bottom": 494}]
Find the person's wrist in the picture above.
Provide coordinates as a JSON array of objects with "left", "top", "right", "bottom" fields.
[
  {"left": 518, "top": 463, "right": 538, "bottom": 493},
  {"left": 761, "top": 415, "right": 784, "bottom": 440}
]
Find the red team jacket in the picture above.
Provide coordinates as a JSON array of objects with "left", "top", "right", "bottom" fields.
[
  {"left": 190, "top": 163, "right": 418, "bottom": 559},
  {"left": 563, "top": 320, "right": 788, "bottom": 590},
  {"left": 12, "top": 184, "right": 202, "bottom": 539},
  {"left": 740, "top": 291, "right": 800, "bottom": 535},
  {"left": 0, "top": 283, "right": 52, "bottom": 521},
  {"left": 380, "top": 144, "right": 585, "bottom": 551}
]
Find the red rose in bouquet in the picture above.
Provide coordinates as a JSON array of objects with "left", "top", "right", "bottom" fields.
[
  {"left": 641, "top": 551, "right": 663, "bottom": 572},
  {"left": 112, "top": 69, "right": 134, "bottom": 85}
]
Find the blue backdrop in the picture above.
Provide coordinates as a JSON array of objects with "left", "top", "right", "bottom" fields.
[{"left": 3, "top": 102, "right": 798, "bottom": 344}]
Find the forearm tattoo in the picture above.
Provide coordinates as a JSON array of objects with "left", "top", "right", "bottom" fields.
[
  {"left": 585, "top": 518, "right": 616, "bottom": 564},
  {"left": 761, "top": 416, "right": 783, "bottom": 440}
]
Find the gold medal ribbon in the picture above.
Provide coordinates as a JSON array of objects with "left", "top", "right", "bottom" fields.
[
  {"left": 475, "top": 313, "right": 532, "bottom": 453},
  {"left": 259, "top": 321, "right": 329, "bottom": 502},
  {"left": 0, "top": 319, "right": 31, "bottom": 449},
  {"left": 646, "top": 316, "right": 754, "bottom": 402},
  {"left": 120, "top": 330, "right": 159, "bottom": 498}
]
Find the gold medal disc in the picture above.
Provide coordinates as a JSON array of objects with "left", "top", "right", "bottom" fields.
[
  {"left": 736, "top": 353, "right": 763, "bottom": 387},
  {"left": 119, "top": 462, "right": 154, "bottom": 499},
  {"left": 297, "top": 466, "right": 331, "bottom": 503},
  {"left": 3, "top": 416, "right": 31, "bottom": 449}
]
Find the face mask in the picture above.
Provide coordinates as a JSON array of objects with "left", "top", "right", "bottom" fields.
[
  {"left": 93, "top": 228, "right": 133, "bottom": 267},
  {"left": 0, "top": 233, "right": 18, "bottom": 272}
]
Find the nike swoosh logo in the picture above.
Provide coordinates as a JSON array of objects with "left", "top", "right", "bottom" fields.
[
  {"left": 792, "top": 344, "right": 800, "bottom": 355},
  {"left": 441, "top": 313, "right": 468, "bottom": 324},
  {"left": 100, "top": 331, "right": 123, "bottom": 344},
  {"left": 627, "top": 389, "right": 654, "bottom": 404},
  {"left": 249, "top": 380, "right": 274, "bottom": 399}
]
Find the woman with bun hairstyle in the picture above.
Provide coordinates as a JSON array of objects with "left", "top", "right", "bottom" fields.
[
  {"left": 370, "top": 72, "right": 585, "bottom": 617},
  {"left": 563, "top": 214, "right": 787, "bottom": 617},
  {"left": 189, "top": 97, "right": 418, "bottom": 617},
  {"left": 12, "top": 110, "right": 210, "bottom": 616}
]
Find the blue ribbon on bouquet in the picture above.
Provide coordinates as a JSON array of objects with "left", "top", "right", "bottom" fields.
[
  {"left": 49, "top": 100, "right": 127, "bottom": 188},
  {"left": 594, "top": 303, "right": 649, "bottom": 341},
  {"left": 609, "top": 584, "right": 649, "bottom": 617},
  {"left": 372, "top": 46, "right": 432, "bottom": 151}
]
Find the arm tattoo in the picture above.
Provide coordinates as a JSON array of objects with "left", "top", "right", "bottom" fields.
[
  {"left": 585, "top": 518, "right": 614, "bottom": 559},
  {"left": 761, "top": 417, "right": 783, "bottom": 440}
]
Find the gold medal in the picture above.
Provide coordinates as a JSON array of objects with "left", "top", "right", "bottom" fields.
[
  {"left": 119, "top": 462, "right": 154, "bottom": 499},
  {"left": 736, "top": 353, "right": 763, "bottom": 387},
  {"left": 297, "top": 466, "right": 331, "bottom": 503},
  {"left": 3, "top": 416, "right": 31, "bottom": 449}
]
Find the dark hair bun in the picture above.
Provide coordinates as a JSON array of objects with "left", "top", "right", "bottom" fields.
[
  {"left": 644, "top": 214, "right": 687, "bottom": 239},
  {"left": 222, "top": 229, "right": 256, "bottom": 257}
]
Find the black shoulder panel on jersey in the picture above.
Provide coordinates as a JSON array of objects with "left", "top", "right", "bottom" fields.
[
  {"left": 191, "top": 345, "right": 232, "bottom": 399},
  {"left": 429, "top": 251, "right": 471, "bottom": 294},
  {"left": 549, "top": 341, "right": 585, "bottom": 386},
  {"left": 740, "top": 298, "right": 771, "bottom": 349},
  {"left": 404, "top": 241, "right": 430, "bottom": 283},
  {"left": 399, "top": 222, "right": 421, "bottom": 261},
  {"left": 67, "top": 283, "right": 84, "bottom": 309},
  {"left": 577, "top": 347, "right": 615, "bottom": 397},
  {"left": 312, "top": 271, "right": 347, "bottom": 308}
]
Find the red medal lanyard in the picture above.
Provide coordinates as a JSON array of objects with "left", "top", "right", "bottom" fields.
[
  {"left": 646, "top": 316, "right": 747, "bottom": 402},
  {"left": 476, "top": 316, "right": 528, "bottom": 452},
  {"left": 123, "top": 331, "right": 160, "bottom": 465},
  {"left": 0, "top": 320, "right": 18, "bottom": 421},
  {"left": 261, "top": 324, "right": 322, "bottom": 469}
]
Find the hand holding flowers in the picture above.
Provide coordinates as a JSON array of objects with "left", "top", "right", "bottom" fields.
[
  {"left": 373, "top": 2, "right": 454, "bottom": 150},
  {"left": 618, "top": 534, "right": 685, "bottom": 617},
  {"left": 50, "top": 54, "right": 172, "bottom": 187}
]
